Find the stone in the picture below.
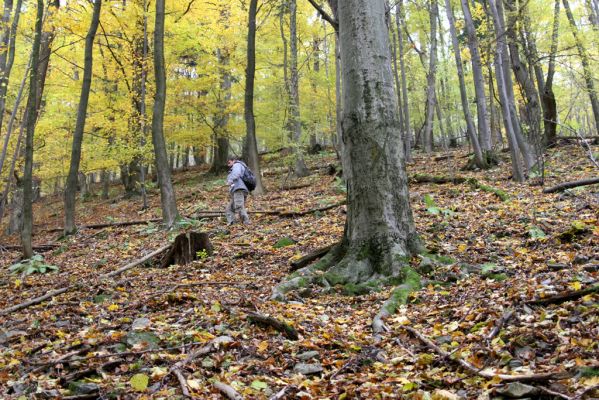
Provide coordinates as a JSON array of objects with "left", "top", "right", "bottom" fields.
[
  {"left": 496, "top": 382, "right": 538, "bottom": 398},
  {"left": 131, "top": 317, "right": 151, "bottom": 331},
  {"left": 68, "top": 382, "right": 100, "bottom": 395},
  {"left": 293, "top": 362, "right": 323, "bottom": 375},
  {"left": 296, "top": 351, "right": 320, "bottom": 361}
]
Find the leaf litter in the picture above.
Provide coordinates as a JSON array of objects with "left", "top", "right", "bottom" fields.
[{"left": 0, "top": 145, "right": 597, "bottom": 399}]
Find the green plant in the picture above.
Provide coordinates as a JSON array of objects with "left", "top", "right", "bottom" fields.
[
  {"left": 196, "top": 249, "right": 209, "bottom": 259},
  {"left": 423, "top": 194, "right": 455, "bottom": 217},
  {"left": 9, "top": 255, "right": 59, "bottom": 276}
]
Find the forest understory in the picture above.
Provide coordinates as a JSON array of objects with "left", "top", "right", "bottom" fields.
[{"left": 0, "top": 145, "right": 597, "bottom": 400}]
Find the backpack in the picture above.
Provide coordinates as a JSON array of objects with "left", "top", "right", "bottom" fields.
[{"left": 237, "top": 161, "right": 256, "bottom": 192}]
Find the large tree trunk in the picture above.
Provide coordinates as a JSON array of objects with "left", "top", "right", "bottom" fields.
[
  {"left": 422, "top": 0, "right": 438, "bottom": 153},
  {"left": 21, "top": 0, "right": 44, "bottom": 259},
  {"left": 460, "top": 0, "right": 492, "bottom": 154},
  {"left": 445, "top": 0, "right": 485, "bottom": 168},
  {"left": 64, "top": 0, "right": 102, "bottom": 235},
  {"left": 152, "top": 0, "right": 179, "bottom": 227},
  {"left": 289, "top": 0, "right": 309, "bottom": 177},
  {"left": 562, "top": 0, "right": 599, "bottom": 135},
  {"left": 243, "top": 0, "right": 265, "bottom": 194},
  {"left": 273, "top": 0, "right": 421, "bottom": 301}
]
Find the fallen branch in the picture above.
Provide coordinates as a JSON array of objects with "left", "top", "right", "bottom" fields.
[
  {"left": 487, "top": 309, "right": 514, "bottom": 340},
  {"left": 45, "top": 218, "right": 162, "bottom": 233},
  {"left": 213, "top": 381, "right": 244, "bottom": 400},
  {"left": 543, "top": 177, "right": 599, "bottom": 193},
  {"left": 526, "top": 283, "right": 599, "bottom": 306},
  {"left": 269, "top": 386, "right": 296, "bottom": 400},
  {"left": 247, "top": 312, "right": 299, "bottom": 340},
  {"left": 0, "top": 244, "right": 171, "bottom": 316},
  {"left": 279, "top": 201, "right": 346, "bottom": 217},
  {"left": 401, "top": 325, "right": 568, "bottom": 382},
  {"left": 1, "top": 243, "right": 59, "bottom": 252},
  {"left": 290, "top": 243, "right": 336, "bottom": 271},
  {"left": 410, "top": 175, "right": 509, "bottom": 201},
  {"left": 173, "top": 369, "right": 190, "bottom": 398}
]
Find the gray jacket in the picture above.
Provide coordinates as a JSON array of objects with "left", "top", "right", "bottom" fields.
[{"left": 227, "top": 161, "right": 249, "bottom": 193}]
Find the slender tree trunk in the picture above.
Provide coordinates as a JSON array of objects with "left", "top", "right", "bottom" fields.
[
  {"left": 244, "top": 0, "right": 265, "bottom": 194},
  {"left": 0, "top": 0, "right": 21, "bottom": 138},
  {"left": 461, "top": 0, "right": 492, "bottom": 153},
  {"left": 542, "top": 0, "right": 561, "bottom": 146},
  {"left": 586, "top": 0, "right": 599, "bottom": 28},
  {"left": 139, "top": 0, "right": 149, "bottom": 209},
  {"left": 389, "top": 3, "right": 404, "bottom": 135},
  {"left": 152, "top": 0, "right": 179, "bottom": 227},
  {"left": 422, "top": 0, "right": 438, "bottom": 153},
  {"left": 505, "top": 0, "right": 542, "bottom": 147},
  {"left": 396, "top": 0, "right": 411, "bottom": 161},
  {"left": 289, "top": 0, "right": 309, "bottom": 176},
  {"left": 64, "top": 0, "right": 102, "bottom": 235},
  {"left": 444, "top": 0, "right": 485, "bottom": 167},
  {"left": 21, "top": 0, "right": 44, "bottom": 259},
  {"left": 563, "top": 0, "right": 599, "bottom": 134}
]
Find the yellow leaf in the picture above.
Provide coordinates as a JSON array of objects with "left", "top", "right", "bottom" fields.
[
  {"left": 457, "top": 244, "right": 467, "bottom": 253},
  {"left": 108, "top": 304, "right": 119, "bottom": 311},
  {"left": 257, "top": 340, "right": 269, "bottom": 353},
  {"left": 187, "top": 379, "right": 202, "bottom": 390},
  {"left": 130, "top": 373, "right": 149, "bottom": 391},
  {"left": 570, "top": 281, "right": 582, "bottom": 291},
  {"left": 14, "top": 279, "right": 21, "bottom": 289}
]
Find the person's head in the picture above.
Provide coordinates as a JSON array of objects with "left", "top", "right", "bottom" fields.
[{"left": 227, "top": 156, "right": 237, "bottom": 168}]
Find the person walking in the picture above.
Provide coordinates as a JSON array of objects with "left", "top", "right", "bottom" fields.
[{"left": 225, "top": 156, "right": 250, "bottom": 225}]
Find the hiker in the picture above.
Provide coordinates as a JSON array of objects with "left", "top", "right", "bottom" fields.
[{"left": 226, "top": 156, "right": 250, "bottom": 225}]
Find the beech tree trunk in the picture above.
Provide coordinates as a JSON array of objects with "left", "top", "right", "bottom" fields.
[
  {"left": 542, "top": 0, "right": 560, "bottom": 146},
  {"left": 422, "top": 0, "right": 438, "bottom": 153},
  {"left": 563, "top": 0, "right": 599, "bottom": 134},
  {"left": 243, "top": 0, "right": 265, "bottom": 194},
  {"left": 64, "top": 0, "right": 102, "bottom": 235},
  {"left": 461, "top": 0, "right": 492, "bottom": 153},
  {"left": 0, "top": 0, "right": 22, "bottom": 143},
  {"left": 445, "top": 0, "right": 485, "bottom": 168},
  {"left": 152, "top": 0, "right": 179, "bottom": 227},
  {"left": 321, "top": 0, "right": 422, "bottom": 282},
  {"left": 21, "top": 0, "right": 44, "bottom": 259}
]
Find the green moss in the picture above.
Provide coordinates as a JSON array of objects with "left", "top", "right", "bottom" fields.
[
  {"left": 467, "top": 178, "right": 509, "bottom": 202},
  {"left": 342, "top": 280, "right": 381, "bottom": 296},
  {"left": 323, "top": 271, "right": 346, "bottom": 286},
  {"left": 488, "top": 273, "right": 508, "bottom": 281}
]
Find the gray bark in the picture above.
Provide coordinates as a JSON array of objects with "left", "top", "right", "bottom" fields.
[
  {"left": 422, "top": 0, "right": 438, "bottom": 153},
  {"left": 289, "top": 0, "right": 309, "bottom": 176},
  {"left": 64, "top": 0, "right": 102, "bottom": 235},
  {"left": 563, "top": 0, "right": 599, "bottom": 134},
  {"left": 445, "top": 0, "right": 485, "bottom": 167},
  {"left": 542, "top": 0, "right": 560, "bottom": 146},
  {"left": 209, "top": 44, "right": 232, "bottom": 174},
  {"left": 21, "top": 0, "right": 44, "bottom": 259},
  {"left": 152, "top": 0, "right": 179, "bottom": 227},
  {"left": 396, "top": 0, "right": 411, "bottom": 160},
  {"left": 460, "top": 0, "right": 492, "bottom": 152},
  {"left": 243, "top": 0, "right": 265, "bottom": 194},
  {"left": 331, "top": 0, "right": 421, "bottom": 281}
]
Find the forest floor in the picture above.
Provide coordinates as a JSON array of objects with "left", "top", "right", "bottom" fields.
[{"left": 0, "top": 144, "right": 597, "bottom": 400}]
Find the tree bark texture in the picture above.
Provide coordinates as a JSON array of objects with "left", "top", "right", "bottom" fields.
[
  {"left": 289, "top": 0, "right": 309, "bottom": 176},
  {"left": 21, "top": 0, "right": 44, "bottom": 259},
  {"left": 334, "top": 0, "right": 421, "bottom": 281},
  {"left": 152, "top": 0, "right": 179, "bottom": 227},
  {"left": 562, "top": 0, "right": 599, "bottom": 134},
  {"left": 445, "top": 0, "right": 485, "bottom": 167},
  {"left": 243, "top": 0, "right": 265, "bottom": 194},
  {"left": 460, "top": 0, "right": 492, "bottom": 152},
  {"left": 64, "top": 0, "right": 102, "bottom": 235},
  {"left": 395, "top": 0, "right": 411, "bottom": 160},
  {"left": 422, "top": 0, "right": 438, "bottom": 153}
]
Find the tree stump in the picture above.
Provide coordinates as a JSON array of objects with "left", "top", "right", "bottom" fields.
[{"left": 160, "top": 232, "right": 213, "bottom": 268}]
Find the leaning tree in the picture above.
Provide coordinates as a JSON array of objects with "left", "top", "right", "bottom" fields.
[{"left": 273, "top": 0, "right": 422, "bottom": 300}]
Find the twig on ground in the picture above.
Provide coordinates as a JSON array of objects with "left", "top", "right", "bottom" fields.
[{"left": 213, "top": 381, "right": 244, "bottom": 400}]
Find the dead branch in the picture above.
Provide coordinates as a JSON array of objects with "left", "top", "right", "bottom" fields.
[
  {"left": 401, "top": 325, "right": 569, "bottom": 382},
  {"left": 573, "top": 384, "right": 599, "bottom": 400},
  {"left": 290, "top": 243, "right": 336, "bottom": 271},
  {"left": 279, "top": 201, "right": 346, "bottom": 217},
  {"left": 213, "top": 381, "right": 244, "bottom": 400},
  {"left": 487, "top": 310, "right": 514, "bottom": 340},
  {"left": 45, "top": 218, "right": 163, "bottom": 233},
  {"left": 526, "top": 283, "right": 599, "bottom": 306},
  {"left": 543, "top": 177, "right": 599, "bottom": 193},
  {"left": 269, "top": 386, "right": 297, "bottom": 400},
  {"left": 0, "top": 244, "right": 171, "bottom": 316},
  {"left": 173, "top": 369, "right": 190, "bottom": 398},
  {"left": 247, "top": 311, "right": 299, "bottom": 340},
  {"left": 410, "top": 174, "right": 468, "bottom": 184},
  {"left": 1, "top": 243, "right": 58, "bottom": 252}
]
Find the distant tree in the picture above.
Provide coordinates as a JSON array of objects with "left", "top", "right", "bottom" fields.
[{"left": 64, "top": 0, "right": 103, "bottom": 235}]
